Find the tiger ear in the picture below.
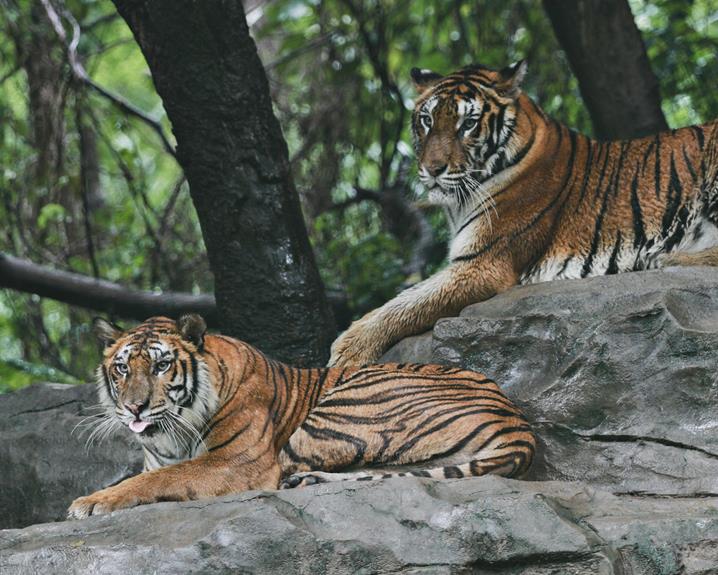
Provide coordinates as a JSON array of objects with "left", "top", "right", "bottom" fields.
[
  {"left": 496, "top": 60, "right": 527, "bottom": 98},
  {"left": 411, "top": 67, "right": 443, "bottom": 95},
  {"left": 93, "top": 318, "right": 122, "bottom": 347},
  {"left": 177, "top": 313, "right": 207, "bottom": 351}
]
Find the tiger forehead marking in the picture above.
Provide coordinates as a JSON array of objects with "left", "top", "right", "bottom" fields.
[{"left": 112, "top": 339, "right": 172, "bottom": 362}]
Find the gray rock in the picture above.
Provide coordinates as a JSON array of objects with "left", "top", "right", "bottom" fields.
[
  {"left": 1, "top": 476, "right": 717, "bottom": 575},
  {"left": 383, "top": 267, "right": 718, "bottom": 495},
  {"left": 0, "top": 383, "right": 142, "bottom": 529},
  {"left": 3, "top": 267, "right": 718, "bottom": 573}
]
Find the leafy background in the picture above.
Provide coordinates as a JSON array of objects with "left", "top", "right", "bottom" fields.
[{"left": 1, "top": 0, "right": 717, "bottom": 390}]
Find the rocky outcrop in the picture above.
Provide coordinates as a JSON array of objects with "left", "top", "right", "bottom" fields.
[
  {"left": 0, "top": 382, "right": 142, "bottom": 529},
  {"left": 2, "top": 267, "right": 718, "bottom": 573},
  {"left": 2, "top": 475, "right": 718, "bottom": 574},
  {"left": 385, "top": 266, "right": 718, "bottom": 496}
]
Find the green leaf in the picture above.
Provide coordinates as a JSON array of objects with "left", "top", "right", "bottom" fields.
[{"left": 37, "top": 203, "right": 67, "bottom": 231}]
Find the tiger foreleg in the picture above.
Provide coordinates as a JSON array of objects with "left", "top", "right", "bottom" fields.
[
  {"left": 661, "top": 246, "right": 718, "bottom": 267},
  {"left": 328, "top": 260, "right": 516, "bottom": 367},
  {"left": 68, "top": 451, "right": 281, "bottom": 519}
]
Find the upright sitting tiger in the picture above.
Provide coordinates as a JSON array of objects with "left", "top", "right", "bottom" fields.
[
  {"left": 67, "top": 314, "right": 534, "bottom": 519},
  {"left": 328, "top": 61, "right": 718, "bottom": 366}
]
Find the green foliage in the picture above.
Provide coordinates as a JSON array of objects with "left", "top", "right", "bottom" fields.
[
  {"left": 631, "top": 0, "right": 718, "bottom": 126},
  {"left": 314, "top": 206, "right": 407, "bottom": 313},
  {"left": 1, "top": 0, "right": 717, "bottom": 391},
  {"left": 0, "top": 0, "right": 207, "bottom": 389}
]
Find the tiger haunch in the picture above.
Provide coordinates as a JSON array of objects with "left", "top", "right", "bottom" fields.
[
  {"left": 329, "top": 61, "right": 718, "bottom": 367},
  {"left": 67, "top": 315, "right": 535, "bottom": 519}
]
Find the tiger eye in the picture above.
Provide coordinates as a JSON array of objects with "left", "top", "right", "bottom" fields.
[{"left": 155, "top": 360, "right": 171, "bottom": 373}]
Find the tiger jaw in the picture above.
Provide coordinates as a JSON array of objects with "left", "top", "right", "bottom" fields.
[
  {"left": 420, "top": 169, "right": 462, "bottom": 204},
  {"left": 422, "top": 171, "right": 486, "bottom": 207}
]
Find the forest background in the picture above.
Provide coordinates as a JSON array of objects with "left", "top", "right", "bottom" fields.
[{"left": 0, "top": 0, "right": 716, "bottom": 390}]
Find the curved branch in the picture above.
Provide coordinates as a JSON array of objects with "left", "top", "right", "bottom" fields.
[
  {"left": 0, "top": 253, "right": 218, "bottom": 324},
  {"left": 0, "top": 253, "right": 352, "bottom": 330}
]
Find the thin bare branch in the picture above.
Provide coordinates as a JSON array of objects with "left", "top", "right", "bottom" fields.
[
  {"left": 265, "top": 33, "right": 335, "bottom": 70},
  {"left": 39, "top": 0, "right": 177, "bottom": 157}
]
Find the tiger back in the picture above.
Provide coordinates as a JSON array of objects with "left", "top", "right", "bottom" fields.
[{"left": 68, "top": 314, "right": 535, "bottom": 518}]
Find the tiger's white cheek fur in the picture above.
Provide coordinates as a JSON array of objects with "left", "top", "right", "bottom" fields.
[{"left": 139, "top": 356, "right": 217, "bottom": 470}]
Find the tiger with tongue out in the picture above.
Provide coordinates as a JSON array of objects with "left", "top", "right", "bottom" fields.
[{"left": 67, "top": 314, "right": 535, "bottom": 519}]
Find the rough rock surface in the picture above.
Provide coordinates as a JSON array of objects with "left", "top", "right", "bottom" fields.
[
  {"left": 385, "top": 266, "right": 718, "bottom": 495},
  {"left": 0, "top": 383, "right": 142, "bottom": 529},
  {"left": 3, "top": 476, "right": 718, "bottom": 575},
  {"left": 2, "top": 267, "right": 718, "bottom": 573}
]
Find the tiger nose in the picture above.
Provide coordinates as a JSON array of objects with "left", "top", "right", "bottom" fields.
[
  {"left": 125, "top": 401, "right": 147, "bottom": 416},
  {"left": 426, "top": 163, "right": 448, "bottom": 177}
]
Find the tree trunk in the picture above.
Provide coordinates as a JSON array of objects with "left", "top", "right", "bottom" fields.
[
  {"left": 110, "top": 0, "right": 335, "bottom": 365},
  {"left": 543, "top": 0, "right": 669, "bottom": 140}
]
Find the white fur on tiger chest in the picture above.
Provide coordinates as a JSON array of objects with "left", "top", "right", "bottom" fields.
[
  {"left": 448, "top": 220, "right": 483, "bottom": 261},
  {"left": 447, "top": 202, "right": 497, "bottom": 261},
  {"left": 520, "top": 246, "right": 639, "bottom": 285}
]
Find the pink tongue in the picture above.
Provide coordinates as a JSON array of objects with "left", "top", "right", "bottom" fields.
[{"left": 129, "top": 420, "right": 151, "bottom": 433}]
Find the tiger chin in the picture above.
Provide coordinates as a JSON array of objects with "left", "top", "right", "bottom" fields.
[
  {"left": 328, "top": 60, "right": 718, "bottom": 367},
  {"left": 67, "top": 314, "right": 535, "bottom": 519}
]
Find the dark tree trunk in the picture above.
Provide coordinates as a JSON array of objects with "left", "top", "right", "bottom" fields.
[
  {"left": 23, "top": 3, "right": 66, "bottom": 180},
  {"left": 543, "top": 0, "right": 669, "bottom": 140},
  {"left": 109, "top": 0, "right": 335, "bottom": 365}
]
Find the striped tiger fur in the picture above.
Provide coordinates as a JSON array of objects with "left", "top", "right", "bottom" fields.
[
  {"left": 67, "top": 314, "right": 534, "bottom": 519},
  {"left": 328, "top": 61, "right": 718, "bottom": 367}
]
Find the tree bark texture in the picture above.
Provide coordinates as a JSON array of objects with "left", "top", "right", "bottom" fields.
[
  {"left": 0, "top": 253, "right": 351, "bottom": 332},
  {"left": 543, "top": 0, "right": 669, "bottom": 140},
  {"left": 110, "top": 0, "right": 335, "bottom": 365}
]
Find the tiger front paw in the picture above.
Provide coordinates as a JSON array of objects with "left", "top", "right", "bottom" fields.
[
  {"left": 328, "top": 314, "right": 387, "bottom": 367},
  {"left": 67, "top": 486, "right": 142, "bottom": 520}
]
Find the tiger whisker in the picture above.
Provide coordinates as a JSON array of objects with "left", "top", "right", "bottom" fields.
[
  {"left": 167, "top": 411, "right": 204, "bottom": 453},
  {"left": 83, "top": 416, "right": 119, "bottom": 451},
  {"left": 167, "top": 407, "right": 209, "bottom": 454}
]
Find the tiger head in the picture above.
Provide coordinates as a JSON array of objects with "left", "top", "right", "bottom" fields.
[
  {"left": 410, "top": 61, "right": 528, "bottom": 208},
  {"left": 92, "top": 314, "right": 215, "bottom": 444}
]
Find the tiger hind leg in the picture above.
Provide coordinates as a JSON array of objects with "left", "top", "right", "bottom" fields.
[{"left": 279, "top": 451, "right": 527, "bottom": 490}]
